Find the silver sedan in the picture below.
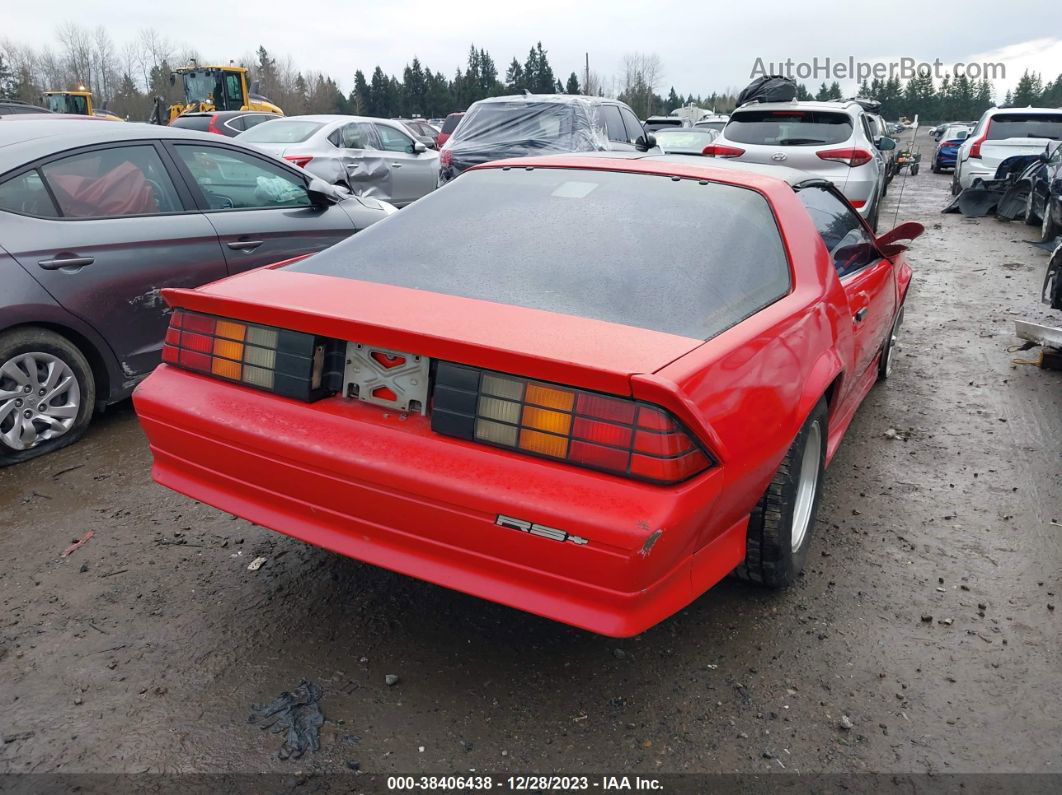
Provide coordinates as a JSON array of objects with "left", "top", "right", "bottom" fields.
[{"left": 238, "top": 114, "right": 441, "bottom": 208}]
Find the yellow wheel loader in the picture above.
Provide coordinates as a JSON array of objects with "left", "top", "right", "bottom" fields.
[
  {"left": 41, "top": 89, "right": 123, "bottom": 120},
  {"left": 149, "top": 62, "right": 283, "bottom": 125}
]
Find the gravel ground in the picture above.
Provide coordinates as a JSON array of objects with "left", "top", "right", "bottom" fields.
[{"left": 1, "top": 129, "right": 1060, "bottom": 777}]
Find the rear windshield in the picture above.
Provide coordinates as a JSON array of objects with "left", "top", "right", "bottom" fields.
[
  {"left": 441, "top": 113, "right": 463, "bottom": 133},
  {"left": 725, "top": 110, "right": 853, "bottom": 146},
  {"left": 170, "top": 115, "right": 211, "bottom": 131},
  {"left": 453, "top": 102, "right": 579, "bottom": 146},
  {"left": 987, "top": 114, "right": 1062, "bottom": 141},
  {"left": 696, "top": 121, "right": 726, "bottom": 131},
  {"left": 655, "top": 129, "right": 718, "bottom": 151},
  {"left": 238, "top": 120, "right": 323, "bottom": 143},
  {"left": 287, "top": 168, "right": 790, "bottom": 339}
]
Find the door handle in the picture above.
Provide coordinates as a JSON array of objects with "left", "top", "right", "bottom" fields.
[
  {"left": 390, "top": 162, "right": 403, "bottom": 168},
  {"left": 226, "top": 240, "right": 263, "bottom": 252},
  {"left": 38, "top": 256, "right": 94, "bottom": 270},
  {"left": 853, "top": 307, "right": 869, "bottom": 323}
]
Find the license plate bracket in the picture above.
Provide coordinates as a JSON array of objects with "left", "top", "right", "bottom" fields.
[{"left": 343, "top": 343, "right": 429, "bottom": 414}]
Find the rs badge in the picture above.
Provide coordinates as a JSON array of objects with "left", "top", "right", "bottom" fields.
[{"left": 496, "top": 515, "right": 588, "bottom": 545}]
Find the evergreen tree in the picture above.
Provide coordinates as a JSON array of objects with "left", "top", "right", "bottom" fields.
[
  {"left": 826, "top": 81, "right": 842, "bottom": 100},
  {"left": 255, "top": 46, "right": 279, "bottom": 100},
  {"left": 531, "top": 42, "right": 554, "bottom": 93},
  {"left": 505, "top": 58, "right": 524, "bottom": 92},
  {"left": 351, "top": 69, "right": 369, "bottom": 115},
  {"left": 565, "top": 72, "right": 580, "bottom": 95},
  {"left": 478, "top": 48, "right": 499, "bottom": 96},
  {"left": 1012, "top": 70, "right": 1043, "bottom": 106},
  {"left": 0, "top": 54, "right": 14, "bottom": 100},
  {"left": 403, "top": 57, "right": 428, "bottom": 116},
  {"left": 815, "top": 82, "right": 829, "bottom": 100},
  {"left": 795, "top": 83, "right": 813, "bottom": 101},
  {"left": 368, "top": 66, "right": 389, "bottom": 116},
  {"left": 523, "top": 45, "right": 540, "bottom": 93}
]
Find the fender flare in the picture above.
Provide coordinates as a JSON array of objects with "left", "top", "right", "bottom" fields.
[{"left": 796, "top": 348, "right": 844, "bottom": 425}]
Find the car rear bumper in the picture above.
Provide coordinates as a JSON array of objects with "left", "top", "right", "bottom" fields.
[
  {"left": 134, "top": 366, "right": 745, "bottom": 636},
  {"left": 958, "top": 160, "right": 995, "bottom": 188}
]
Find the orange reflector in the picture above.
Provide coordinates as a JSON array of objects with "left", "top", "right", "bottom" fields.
[
  {"left": 519, "top": 428, "right": 568, "bottom": 458},
  {"left": 522, "top": 405, "right": 572, "bottom": 435},
  {"left": 211, "top": 357, "right": 242, "bottom": 380},
  {"left": 213, "top": 338, "right": 244, "bottom": 361},
  {"left": 524, "top": 383, "right": 575, "bottom": 411},
  {"left": 215, "top": 320, "right": 247, "bottom": 341}
]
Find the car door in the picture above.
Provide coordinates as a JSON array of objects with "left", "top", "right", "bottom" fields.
[
  {"left": 619, "top": 106, "right": 650, "bottom": 149},
  {"left": 797, "top": 185, "right": 896, "bottom": 388},
  {"left": 373, "top": 122, "right": 437, "bottom": 205},
  {"left": 166, "top": 141, "right": 355, "bottom": 273},
  {"left": 332, "top": 122, "right": 394, "bottom": 202},
  {"left": 0, "top": 142, "right": 228, "bottom": 376}
]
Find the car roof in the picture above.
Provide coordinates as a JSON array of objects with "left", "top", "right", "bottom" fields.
[
  {"left": 987, "top": 106, "right": 1062, "bottom": 116},
  {"left": 256, "top": 114, "right": 404, "bottom": 126},
  {"left": 471, "top": 93, "right": 621, "bottom": 107},
  {"left": 469, "top": 151, "right": 811, "bottom": 188},
  {"left": 177, "top": 110, "right": 278, "bottom": 118},
  {"left": 0, "top": 119, "right": 248, "bottom": 171}
]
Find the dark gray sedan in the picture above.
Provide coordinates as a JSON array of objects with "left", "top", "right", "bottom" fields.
[{"left": 0, "top": 119, "right": 395, "bottom": 464}]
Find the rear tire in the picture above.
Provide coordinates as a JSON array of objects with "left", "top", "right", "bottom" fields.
[
  {"left": 735, "top": 399, "right": 828, "bottom": 588},
  {"left": 0, "top": 327, "right": 95, "bottom": 466}
]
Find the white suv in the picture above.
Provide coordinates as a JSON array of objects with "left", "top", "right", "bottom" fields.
[
  {"left": 707, "top": 100, "right": 894, "bottom": 229},
  {"left": 954, "top": 107, "right": 1062, "bottom": 193}
]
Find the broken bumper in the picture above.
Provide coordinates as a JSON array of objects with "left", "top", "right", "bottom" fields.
[{"left": 134, "top": 366, "right": 743, "bottom": 636}]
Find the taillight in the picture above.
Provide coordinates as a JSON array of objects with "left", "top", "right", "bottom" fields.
[
  {"left": 701, "top": 144, "right": 745, "bottom": 158},
  {"left": 816, "top": 148, "right": 873, "bottom": 167},
  {"left": 162, "top": 310, "right": 336, "bottom": 401},
  {"left": 849, "top": 200, "right": 866, "bottom": 209},
  {"left": 440, "top": 148, "right": 453, "bottom": 168},
  {"left": 969, "top": 123, "right": 989, "bottom": 158},
  {"left": 206, "top": 114, "right": 222, "bottom": 135},
  {"left": 284, "top": 155, "right": 314, "bottom": 168},
  {"left": 431, "top": 362, "right": 711, "bottom": 484}
]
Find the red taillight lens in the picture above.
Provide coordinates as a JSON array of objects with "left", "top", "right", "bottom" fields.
[
  {"left": 849, "top": 200, "right": 866, "bottom": 209},
  {"left": 284, "top": 155, "right": 314, "bottom": 168},
  {"left": 969, "top": 123, "right": 989, "bottom": 158},
  {"left": 431, "top": 363, "right": 712, "bottom": 485},
  {"left": 816, "top": 148, "right": 873, "bottom": 167},
  {"left": 701, "top": 144, "right": 745, "bottom": 158},
  {"left": 206, "top": 114, "right": 222, "bottom": 135},
  {"left": 162, "top": 309, "right": 334, "bottom": 401},
  {"left": 440, "top": 148, "right": 453, "bottom": 168}
]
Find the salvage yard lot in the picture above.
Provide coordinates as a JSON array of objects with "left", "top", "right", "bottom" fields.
[{"left": 0, "top": 129, "right": 1059, "bottom": 775}]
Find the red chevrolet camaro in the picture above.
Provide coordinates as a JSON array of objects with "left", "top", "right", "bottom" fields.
[{"left": 134, "top": 154, "right": 921, "bottom": 637}]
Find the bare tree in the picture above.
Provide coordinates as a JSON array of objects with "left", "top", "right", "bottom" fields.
[{"left": 619, "top": 52, "right": 663, "bottom": 117}]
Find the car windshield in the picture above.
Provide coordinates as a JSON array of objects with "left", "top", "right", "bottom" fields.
[
  {"left": 724, "top": 110, "right": 853, "bottom": 146},
  {"left": 239, "top": 120, "right": 325, "bottom": 143},
  {"left": 454, "top": 102, "right": 580, "bottom": 147},
  {"left": 655, "top": 129, "right": 718, "bottom": 152},
  {"left": 286, "top": 167, "right": 791, "bottom": 340},
  {"left": 441, "top": 113, "right": 463, "bottom": 133},
  {"left": 987, "top": 114, "right": 1062, "bottom": 141},
  {"left": 183, "top": 72, "right": 219, "bottom": 104}
]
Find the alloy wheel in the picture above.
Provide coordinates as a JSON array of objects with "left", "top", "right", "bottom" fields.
[
  {"left": 0, "top": 352, "right": 81, "bottom": 451},
  {"left": 791, "top": 421, "right": 822, "bottom": 552}
]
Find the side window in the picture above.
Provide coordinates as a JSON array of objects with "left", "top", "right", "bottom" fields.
[
  {"left": 374, "top": 124, "right": 414, "bottom": 153},
  {"left": 600, "top": 105, "right": 628, "bottom": 143},
  {"left": 619, "top": 107, "right": 646, "bottom": 144},
  {"left": 340, "top": 123, "right": 375, "bottom": 149},
  {"left": 242, "top": 114, "right": 272, "bottom": 131},
  {"left": 797, "top": 186, "right": 880, "bottom": 277},
  {"left": 1050, "top": 145, "right": 1062, "bottom": 165},
  {"left": 224, "top": 115, "right": 247, "bottom": 133},
  {"left": 0, "top": 170, "right": 59, "bottom": 217},
  {"left": 40, "top": 145, "right": 183, "bottom": 217},
  {"left": 173, "top": 145, "right": 311, "bottom": 210}
]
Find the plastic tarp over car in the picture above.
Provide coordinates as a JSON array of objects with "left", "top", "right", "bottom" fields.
[{"left": 442, "top": 95, "right": 609, "bottom": 176}]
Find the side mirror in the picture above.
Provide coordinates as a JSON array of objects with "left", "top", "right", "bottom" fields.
[
  {"left": 875, "top": 220, "right": 924, "bottom": 257},
  {"left": 635, "top": 132, "right": 657, "bottom": 151},
  {"left": 412, "top": 141, "right": 427, "bottom": 154},
  {"left": 877, "top": 136, "right": 897, "bottom": 151},
  {"left": 306, "top": 177, "right": 339, "bottom": 206}
]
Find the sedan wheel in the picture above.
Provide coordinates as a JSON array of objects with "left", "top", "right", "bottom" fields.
[
  {"left": 878, "top": 306, "right": 904, "bottom": 381},
  {"left": 735, "top": 399, "right": 828, "bottom": 588},
  {"left": 0, "top": 328, "right": 95, "bottom": 465}
]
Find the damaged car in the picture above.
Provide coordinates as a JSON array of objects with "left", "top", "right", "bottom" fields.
[
  {"left": 1025, "top": 141, "right": 1062, "bottom": 242},
  {"left": 953, "top": 107, "right": 1062, "bottom": 195},
  {"left": 238, "top": 115, "right": 440, "bottom": 208},
  {"left": 439, "top": 94, "right": 654, "bottom": 182},
  {"left": 133, "top": 154, "right": 920, "bottom": 636},
  {"left": 0, "top": 119, "right": 393, "bottom": 465}
]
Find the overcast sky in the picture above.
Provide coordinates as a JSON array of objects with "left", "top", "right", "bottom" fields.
[{"left": 8, "top": 0, "right": 1062, "bottom": 99}]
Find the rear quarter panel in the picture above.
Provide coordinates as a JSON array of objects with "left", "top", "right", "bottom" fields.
[{"left": 640, "top": 182, "right": 853, "bottom": 550}]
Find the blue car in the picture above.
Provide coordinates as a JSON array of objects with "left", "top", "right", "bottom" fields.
[{"left": 932, "top": 125, "right": 971, "bottom": 173}]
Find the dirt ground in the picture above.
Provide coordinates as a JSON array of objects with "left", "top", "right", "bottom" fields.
[{"left": 1, "top": 128, "right": 1060, "bottom": 779}]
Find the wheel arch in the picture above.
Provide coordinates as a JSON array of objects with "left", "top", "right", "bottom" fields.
[{"left": 1, "top": 320, "right": 116, "bottom": 408}]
